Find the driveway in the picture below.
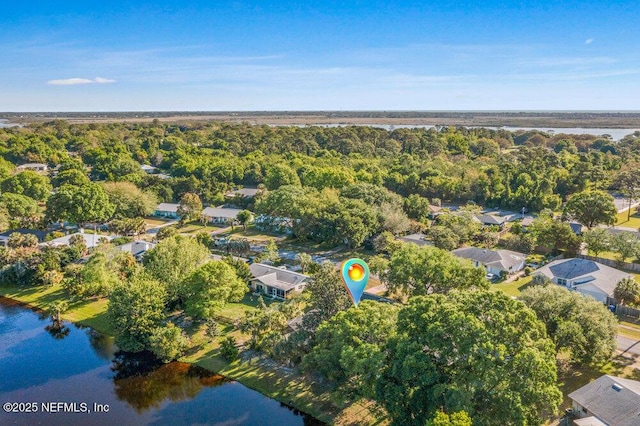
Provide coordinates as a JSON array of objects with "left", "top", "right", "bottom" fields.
[{"left": 616, "top": 335, "right": 640, "bottom": 356}]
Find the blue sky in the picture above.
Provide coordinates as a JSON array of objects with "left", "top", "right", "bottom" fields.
[{"left": 1, "top": 0, "right": 639, "bottom": 111}]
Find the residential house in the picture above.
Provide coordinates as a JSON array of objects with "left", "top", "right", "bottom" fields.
[
  {"left": 427, "top": 204, "right": 443, "bottom": 219},
  {"left": 249, "top": 263, "right": 309, "bottom": 300},
  {"left": 154, "top": 203, "right": 180, "bottom": 219},
  {"left": 569, "top": 221, "right": 586, "bottom": 235},
  {"left": 116, "top": 240, "right": 157, "bottom": 261},
  {"left": 475, "top": 214, "right": 508, "bottom": 228},
  {"left": 225, "top": 187, "right": 261, "bottom": 199},
  {"left": 16, "top": 163, "right": 48, "bottom": 172},
  {"left": 140, "top": 164, "right": 158, "bottom": 174},
  {"left": 452, "top": 247, "right": 526, "bottom": 275},
  {"left": 42, "top": 232, "right": 116, "bottom": 249},
  {"left": 533, "top": 258, "right": 632, "bottom": 304},
  {"left": 254, "top": 214, "right": 294, "bottom": 235},
  {"left": 201, "top": 206, "right": 245, "bottom": 224},
  {"left": 520, "top": 216, "right": 535, "bottom": 228},
  {"left": 568, "top": 375, "right": 640, "bottom": 425},
  {"left": 398, "top": 232, "right": 432, "bottom": 246}
]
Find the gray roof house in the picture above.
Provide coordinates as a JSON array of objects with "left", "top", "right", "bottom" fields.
[
  {"left": 202, "top": 206, "right": 245, "bottom": 224},
  {"left": 16, "top": 163, "right": 48, "bottom": 172},
  {"left": 225, "top": 188, "right": 260, "bottom": 199},
  {"left": 116, "top": 240, "right": 157, "bottom": 261},
  {"left": 154, "top": 203, "right": 180, "bottom": 219},
  {"left": 475, "top": 214, "right": 508, "bottom": 227},
  {"left": 569, "top": 375, "right": 640, "bottom": 426},
  {"left": 42, "top": 232, "right": 116, "bottom": 249},
  {"left": 398, "top": 232, "right": 432, "bottom": 246},
  {"left": 140, "top": 164, "right": 158, "bottom": 174},
  {"left": 451, "top": 247, "right": 526, "bottom": 275},
  {"left": 534, "top": 258, "right": 633, "bottom": 304},
  {"left": 249, "top": 263, "right": 309, "bottom": 300}
]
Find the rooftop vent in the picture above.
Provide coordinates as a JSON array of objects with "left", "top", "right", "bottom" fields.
[{"left": 612, "top": 383, "right": 623, "bottom": 392}]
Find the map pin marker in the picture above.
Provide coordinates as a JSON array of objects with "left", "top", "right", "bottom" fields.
[{"left": 340, "top": 258, "right": 370, "bottom": 307}]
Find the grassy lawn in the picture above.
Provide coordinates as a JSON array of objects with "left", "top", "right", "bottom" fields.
[
  {"left": 144, "top": 217, "right": 172, "bottom": 227},
  {"left": 490, "top": 275, "right": 533, "bottom": 297},
  {"left": 228, "top": 226, "right": 286, "bottom": 242},
  {"left": 0, "top": 284, "right": 112, "bottom": 334},
  {"left": 616, "top": 206, "right": 640, "bottom": 228},
  {"left": 0, "top": 283, "right": 380, "bottom": 424},
  {"left": 177, "top": 222, "right": 222, "bottom": 234},
  {"left": 215, "top": 293, "right": 275, "bottom": 321}
]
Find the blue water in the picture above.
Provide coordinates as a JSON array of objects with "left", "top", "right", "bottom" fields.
[{"left": 0, "top": 298, "right": 320, "bottom": 425}]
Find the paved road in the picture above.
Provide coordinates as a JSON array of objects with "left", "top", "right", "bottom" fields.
[{"left": 616, "top": 335, "right": 640, "bottom": 356}]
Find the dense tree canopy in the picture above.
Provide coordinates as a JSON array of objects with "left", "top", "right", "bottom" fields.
[
  {"left": 386, "top": 243, "right": 488, "bottom": 297},
  {"left": 564, "top": 190, "right": 617, "bottom": 228},
  {"left": 376, "top": 291, "right": 562, "bottom": 426},
  {"left": 520, "top": 284, "right": 617, "bottom": 364},
  {"left": 108, "top": 273, "right": 167, "bottom": 352},
  {"left": 46, "top": 183, "right": 115, "bottom": 225},
  {"left": 1, "top": 171, "right": 52, "bottom": 201},
  {"left": 182, "top": 261, "right": 246, "bottom": 319}
]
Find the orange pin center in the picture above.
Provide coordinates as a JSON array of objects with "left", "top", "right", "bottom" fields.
[{"left": 348, "top": 264, "right": 365, "bottom": 281}]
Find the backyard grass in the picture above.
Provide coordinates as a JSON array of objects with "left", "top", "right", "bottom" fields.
[
  {"left": 0, "top": 283, "right": 380, "bottom": 424},
  {"left": 490, "top": 275, "right": 533, "bottom": 297},
  {"left": 0, "top": 283, "right": 111, "bottom": 333},
  {"left": 144, "top": 217, "right": 172, "bottom": 227},
  {"left": 616, "top": 206, "right": 640, "bottom": 229},
  {"left": 177, "top": 222, "right": 222, "bottom": 234}
]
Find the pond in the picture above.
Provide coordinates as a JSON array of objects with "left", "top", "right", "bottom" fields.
[{"left": 0, "top": 297, "right": 321, "bottom": 425}]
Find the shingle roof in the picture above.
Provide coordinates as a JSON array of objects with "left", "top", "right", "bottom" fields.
[
  {"left": 202, "top": 206, "right": 243, "bottom": 219},
  {"left": 452, "top": 247, "right": 525, "bottom": 270},
  {"left": 249, "top": 263, "right": 308, "bottom": 291},
  {"left": 475, "top": 214, "right": 507, "bottom": 225},
  {"left": 226, "top": 188, "right": 260, "bottom": 198},
  {"left": 536, "top": 258, "right": 632, "bottom": 297},
  {"left": 156, "top": 203, "right": 179, "bottom": 213},
  {"left": 399, "top": 232, "right": 430, "bottom": 246},
  {"left": 569, "top": 375, "right": 640, "bottom": 425}
]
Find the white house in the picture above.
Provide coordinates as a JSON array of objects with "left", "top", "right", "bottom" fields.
[
  {"left": 16, "top": 163, "right": 48, "bottom": 172},
  {"left": 249, "top": 263, "right": 309, "bottom": 300},
  {"left": 42, "top": 232, "right": 116, "bottom": 249},
  {"left": 569, "top": 375, "right": 640, "bottom": 425},
  {"left": 225, "top": 187, "right": 261, "bottom": 199},
  {"left": 154, "top": 203, "right": 180, "bottom": 219},
  {"left": 140, "top": 164, "right": 158, "bottom": 174},
  {"left": 202, "top": 206, "right": 245, "bottom": 224},
  {"left": 533, "top": 258, "right": 633, "bottom": 304},
  {"left": 452, "top": 247, "right": 526, "bottom": 275}
]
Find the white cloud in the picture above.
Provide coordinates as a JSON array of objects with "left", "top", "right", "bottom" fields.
[
  {"left": 93, "top": 77, "right": 116, "bottom": 83},
  {"left": 585, "top": 38, "right": 595, "bottom": 45},
  {"left": 47, "top": 77, "right": 116, "bottom": 85}
]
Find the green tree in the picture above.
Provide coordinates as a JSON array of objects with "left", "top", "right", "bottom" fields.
[
  {"left": 612, "top": 169, "right": 640, "bottom": 222},
  {"left": 177, "top": 192, "right": 202, "bottom": 224},
  {"left": 303, "top": 301, "right": 400, "bottom": 398},
  {"left": 529, "top": 215, "right": 581, "bottom": 255},
  {"left": 182, "top": 261, "right": 246, "bottom": 319},
  {"left": 564, "top": 190, "right": 617, "bottom": 228},
  {"left": 103, "top": 181, "right": 158, "bottom": 218},
  {"left": 1, "top": 171, "right": 52, "bottom": 201},
  {"left": 0, "top": 193, "right": 41, "bottom": 228},
  {"left": 386, "top": 243, "right": 487, "bottom": 297},
  {"left": 428, "top": 225, "right": 460, "bottom": 251},
  {"left": 52, "top": 168, "right": 90, "bottom": 187},
  {"left": 258, "top": 240, "right": 281, "bottom": 264},
  {"left": 46, "top": 183, "right": 115, "bottom": 225},
  {"left": 236, "top": 209, "right": 252, "bottom": 230},
  {"left": 427, "top": 411, "right": 472, "bottom": 426},
  {"left": 520, "top": 284, "right": 617, "bottom": 364},
  {"left": 264, "top": 164, "right": 301, "bottom": 190},
  {"left": 582, "top": 228, "right": 611, "bottom": 256},
  {"left": 107, "top": 273, "right": 167, "bottom": 352},
  {"left": 609, "top": 232, "right": 640, "bottom": 262},
  {"left": 155, "top": 226, "right": 178, "bottom": 241},
  {"left": 295, "top": 252, "right": 313, "bottom": 274},
  {"left": 110, "top": 217, "right": 146, "bottom": 236},
  {"left": 143, "top": 236, "right": 210, "bottom": 304},
  {"left": 149, "top": 322, "right": 189, "bottom": 363},
  {"left": 304, "top": 261, "right": 351, "bottom": 329},
  {"left": 376, "top": 291, "right": 562, "bottom": 426},
  {"left": 220, "top": 335, "right": 239, "bottom": 361},
  {"left": 614, "top": 277, "right": 640, "bottom": 306}
]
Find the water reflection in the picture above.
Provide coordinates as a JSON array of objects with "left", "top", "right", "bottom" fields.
[
  {"left": 0, "top": 297, "right": 322, "bottom": 425},
  {"left": 112, "top": 351, "right": 229, "bottom": 413}
]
